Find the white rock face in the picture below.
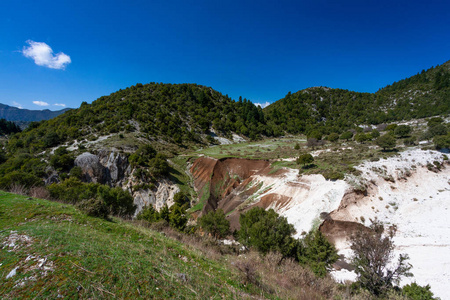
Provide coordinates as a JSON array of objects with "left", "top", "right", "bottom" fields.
[
  {"left": 237, "top": 148, "right": 449, "bottom": 298},
  {"left": 249, "top": 171, "right": 348, "bottom": 237},
  {"left": 131, "top": 178, "right": 180, "bottom": 216},
  {"left": 329, "top": 149, "right": 450, "bottom": 299}
]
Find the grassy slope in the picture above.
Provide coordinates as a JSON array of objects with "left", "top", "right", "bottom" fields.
[{"left": 0, "top": 192, "right": 263, "bottom": 299}]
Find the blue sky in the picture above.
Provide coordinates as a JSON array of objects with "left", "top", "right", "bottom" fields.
[{"left": 1, "top": 0, "right": 449, "bottom": 110}]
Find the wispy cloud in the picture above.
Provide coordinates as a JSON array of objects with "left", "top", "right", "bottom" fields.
[
  {"left": 254, "top": 101, "right": 271, "bottom": 108},
  {"left": 54, "top": 103, "right": 66, "bottom": 107},
  {"left": 33, "top": 101, "right": 49, "bottom": 106},
  {"left": 12, "top": 101, "right": 23, "bottom": 109},
  {"left": 22, "top": 40, "right": 71, "bottom": 70}
]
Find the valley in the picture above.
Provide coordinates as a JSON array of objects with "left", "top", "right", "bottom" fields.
[{"left": 1, "top": 60, "right": 450, "bottom": 299}]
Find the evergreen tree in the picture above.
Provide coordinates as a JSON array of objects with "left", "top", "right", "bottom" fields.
[
  {"left": 298, "top": 230, "right": 339, "bottom": 277},
  {"left": 198, "top": 209, "right": 230, "bottom": 239}
]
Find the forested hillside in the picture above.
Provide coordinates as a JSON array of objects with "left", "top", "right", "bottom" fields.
[
  {"left": 264, "top": 60, "right": 450, "bottom": 137},
  {"left": 6, "top": 83, "right": 266, "bottom": 154},
  {"left": 5, "top": 60, "right": 450, "bottom": 155}
]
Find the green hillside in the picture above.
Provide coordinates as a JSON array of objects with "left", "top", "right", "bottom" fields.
[
  {"left": 6, "top": 83, "right": 266, "bottom": 155},
  {"left": 0, "top": 192, "right": 261, "bottom": 298},
  {"left": 264, "top": 60, "right": 450, "bottom": 136}
]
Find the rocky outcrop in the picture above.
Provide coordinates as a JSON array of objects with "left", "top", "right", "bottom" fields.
[
  {"left": 97, "top": 150, "right": 131, "bottom": 186},
  {"left": 73, "top": 150, "right": 178, "bottom": 216},
  {"left": 131, "top": 179, "right": 180, "bottom": 217},
  {"left": 74, "top": 152, "right": 106, "bottom": 183}
]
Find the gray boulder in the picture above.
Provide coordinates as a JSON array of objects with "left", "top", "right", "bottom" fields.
[{"left": 74, "top": 152, "right": 106, "bottom": 183}]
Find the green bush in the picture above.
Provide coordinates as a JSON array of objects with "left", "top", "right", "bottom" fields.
[
  {"left": 0, "top": 171, "right": 43, "bottom": 189},
  {"left": 49, "top": 153, "right": 74, "bottom": 172},
  {"left": 198, "top": 209, "right": 230, "bottom": 239},
  {"left": 168, "top": 204, "right": 188, "bottom": 231},
  {"left": 376, "top": 134, "right": 396, "bottom": 150},
  {"left": 148, "top": 154, "right": 170, "bottom": 177},
  {"left": 322, "top": 170, "right": 345, "bottom": 181},
  {"left": 48, "top": 178, "right": 136, "bottom": 217},
  {"left": 77, "top": 198, "right": 109, "bottom": 219},
  {"left": 297, "top": 230, "right": 339, "bottom": 277},
  {"left": 394, "top": 125, "right": 412, "bottom": 138},
  {"left": 129, "top": 144, "right": 157, "bottom": 167},
  {"left": 296, "top": 153, "right": 314, "bottom": 168},
  {"left": 402, "top": 282, "right": 436, "bottom": 300},
  {"left": 238, "top": 207, "right": 297, "bottom": 257},
  {"left": 327, "top": 133, "right": 339, "bottom": 142},
  {"left": 340, "top": 131, "right": 353, "bottom": 141},
  {"left": 136, "top": 205, "right": 161, "bottom": 223},
  {"left": 173, "top": 191, "right": 190, "bottom": 208},
  {"left": 433, "top": 134, "right": 450, "bottom": 150}
]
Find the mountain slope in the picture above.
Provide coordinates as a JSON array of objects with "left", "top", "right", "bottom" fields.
[
  {"left": 264, "top": 60, "right": 450, "bottom": 136},
  {"left": 0, "top": 191, "right": 260, "bottom": 298},
  {"left": 8, "top": 83, "right": 266, "bottom": 153},
  {"left": 0, "top": 103, "right": 70, "bottom": 122}
]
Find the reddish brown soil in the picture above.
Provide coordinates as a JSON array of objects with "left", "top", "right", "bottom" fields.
[
  {"left": 319, "top": 218, "right": 368, "bottom": 245},
  {"left": 257, "top": 194, "right": 292, "bottom": 210},
  {"left": 190, "top": 156, "right": 273, "bottom": 228}
]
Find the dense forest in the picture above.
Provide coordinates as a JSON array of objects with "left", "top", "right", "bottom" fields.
[{"left": 0, "top": 118, "right": 21, "bottom": 135}]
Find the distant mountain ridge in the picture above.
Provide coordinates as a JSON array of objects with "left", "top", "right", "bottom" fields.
[{"left": 0, "top": 103, "right": 71, "bottom": 122}]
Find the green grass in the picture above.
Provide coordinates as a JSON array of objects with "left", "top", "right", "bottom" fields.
[
  {"left": 191, "top": 136, "right": 306, "bottom": 160},
  {"left": 0, "top": 191, "right": 266, "bottom": 299},
  {"left": 190, "top": 183, "right": 210, "bottom": 212}
]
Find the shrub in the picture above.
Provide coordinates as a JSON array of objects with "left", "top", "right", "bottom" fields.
[
  {"left": 297, "top": 230, "right": 339, "bottom": 277},
  {"left": 173, "top": 191, "right": 190, "bottom": 208},
  {"left": 129, "top": 144, "right": 157, "bottom": 167},
  {"left": 69, "top": 166, "right": 83, "bottom": 179},
  {"left": 402, "top": 282, "right": 436, "bottom": 300},
  {"left": 238, "top": 207, "right": 297, "bottom": 257},
  {"left": 340, "top": 131, "right": 353, "bottom": 141},
  {"left": 48, "top": 178, "right": 136, "bottom": 217},
  {"left": 355, "top": 133, "right": 369, "bottom": 143},
  {"left": 376, "top": 134, "right": 396, "bottom": 150},
  {"left": 394, "top": 125, "right": 412, "bottom": 138},
  {"left": 386, "top": 124, "right": 398, "bottom": 132},
  {"left": 350, "top": 221, "right": 412, "bottom": 296},
  {"left": 404, "top": 136, "right": 417, "bottom": 146},
  {"left": 49, "top": 153, "right": 74, "bottom": 172},
  {"left": 77, "top": 198, "right": 109, "bottom": 219},
  {"left": 327, "top": 133, "right": 339, "bottom": 142},
  {"left": 322, "top": 170, "right": 344, "bottom": 181},
  {"left": 371, "top": 129, "right": 380, "bottom": 138},
  {"left": 169, "top": 204, "right": 188, "bottom": 231},
  {"left": 136, "top": 205, "right": 161, "bottom": 223},
  {"left": 433, "top": 134, "right": 450, "bottom": 150},
  {"left": 198, "top": 209, "right": 230, "bottom": 239},
  {"left": 296, "top": 153, "right": 314, "bottom": 168},
  {"left": 148, "top": 154, "right": 170, "bottom": 177},
  {"left": 0, "top": 171, "right": 43, "bottom": 190}
]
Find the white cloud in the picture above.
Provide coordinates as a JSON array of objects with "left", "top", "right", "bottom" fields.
[
  {"left": 254, "top": 101, "right": 271, "bottom": 108},
  {"left": 12, "top": 101, "right": 23, "bottom": 109},
  {"left": 33, "top": 101, "right": 49, "bottom": 106},
  {"left": 22, "top": 40, "right": 71, "bottom": 70},
  {"left": 53, "top": 103, "right": 66, "bottom": 107}
]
